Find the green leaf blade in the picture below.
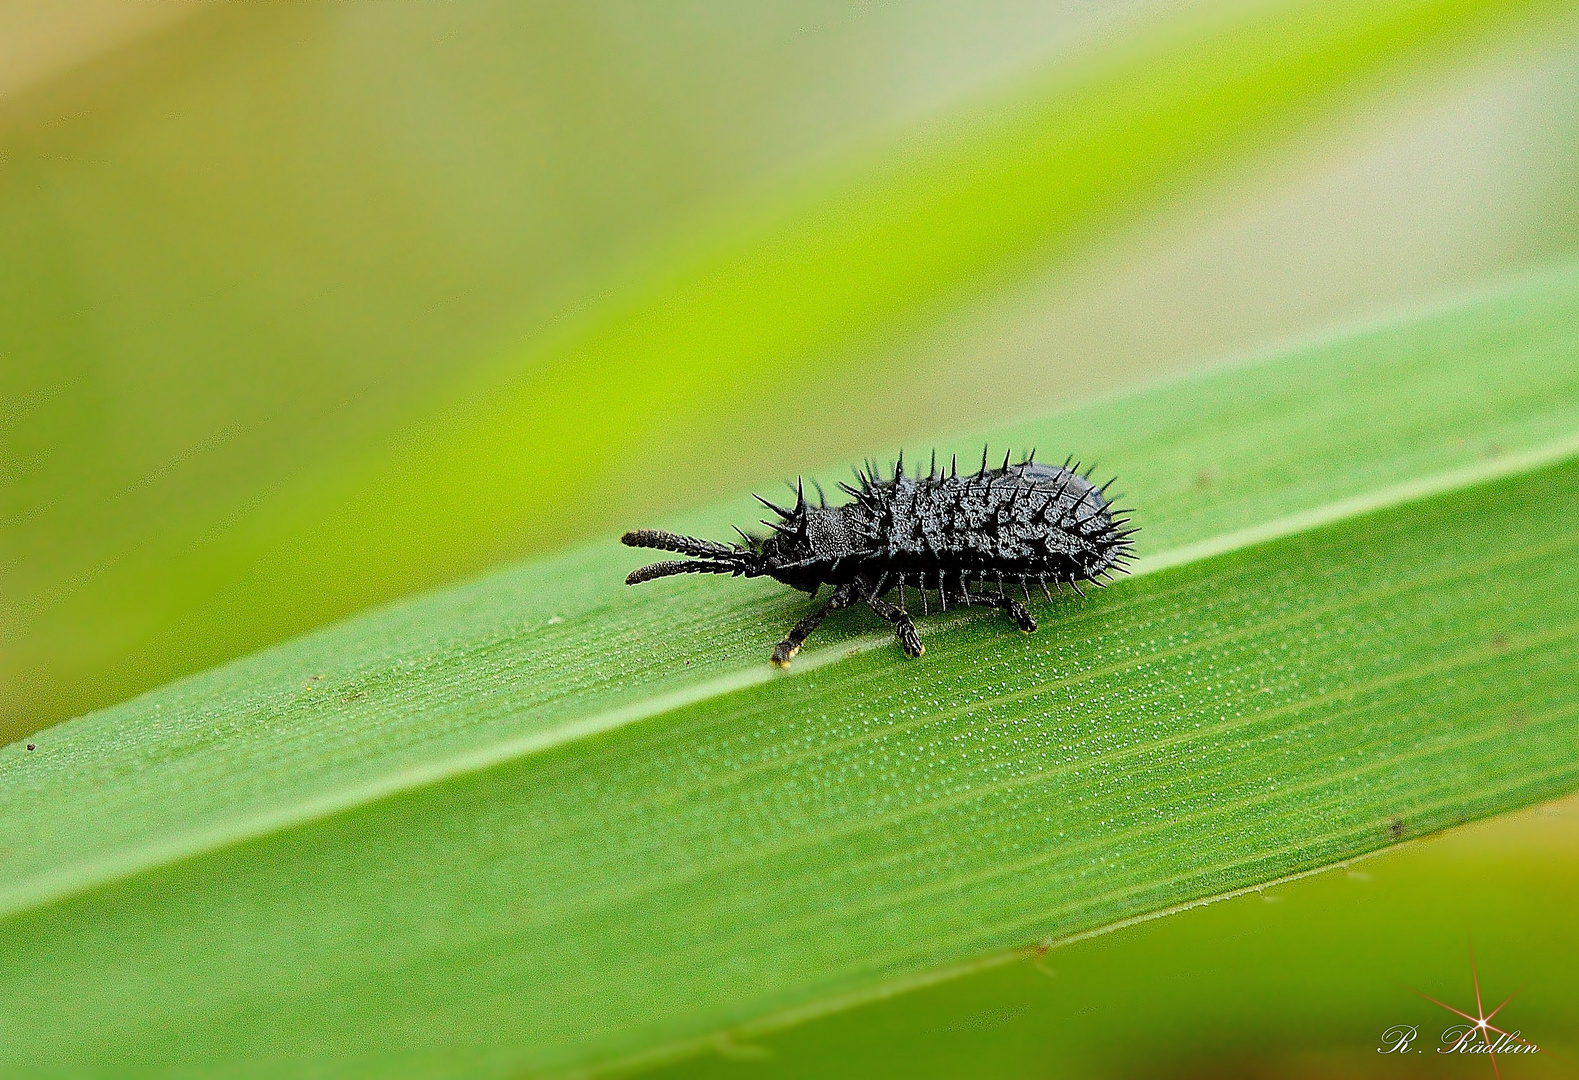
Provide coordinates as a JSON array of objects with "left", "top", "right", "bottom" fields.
[{"left": 3, "top": 263, "right": 1579, "bottom": 1075}]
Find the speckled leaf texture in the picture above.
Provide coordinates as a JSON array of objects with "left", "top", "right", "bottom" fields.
[{"left": 2, "top": 263, "right": 1578, "bottom": 1076}]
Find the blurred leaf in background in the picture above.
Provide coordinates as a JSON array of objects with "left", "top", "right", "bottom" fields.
[
  {"left": 3, "top": 0, "right": 1579, "bottom": 739},
  {"left": 7, "top": 0, "right": 1139, "bottom": 734}
]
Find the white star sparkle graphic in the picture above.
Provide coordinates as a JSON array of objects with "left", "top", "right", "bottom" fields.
[{"left": 1404, "top": 945, "right": 1538, "bottom": 1078}]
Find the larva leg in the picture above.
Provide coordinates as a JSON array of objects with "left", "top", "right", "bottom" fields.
[
  {"left": 864, "top": 591, "right": 924, "bottom": 658},
  {"left": 949, "top": 590, "right": 1037, "bottom": 633},
  {"left": 771, "top": 583, "right": 857, "bottom": 667}
]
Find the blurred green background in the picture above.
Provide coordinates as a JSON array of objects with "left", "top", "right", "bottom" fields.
[{"left": 4, "top": 2, "right": 1579, "bottom": 1077}]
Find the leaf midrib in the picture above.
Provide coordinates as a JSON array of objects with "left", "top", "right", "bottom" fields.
[{"left": 3, "top": 430, "right": 1577, "bottom": 927}]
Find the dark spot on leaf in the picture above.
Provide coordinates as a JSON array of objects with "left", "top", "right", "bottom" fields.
[
  {"left": 1388, "top": 818, "right": 1406, "bottom": 839},
  {"left": 341, "top": 691, "right": 364, "bottom": 703},
  {"left": 1491, "top": 633, "right": 1509, "bottom": 652},
  {"left": 25, "top": 744, "right": 35, "bottom": 751},
  {"left": 1193, "top": 468, "right": 1215, "bottom": 490}
]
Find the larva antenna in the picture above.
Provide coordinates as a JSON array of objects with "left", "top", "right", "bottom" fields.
[
  {"left": 624, "top": 559, "right": 742, "bottom": 585},
  {"left": 622, "top": 529, "right": 762, "bottom": 584},
  {"left": 621, "top": 530, "right": 737, "bottom": 559}
]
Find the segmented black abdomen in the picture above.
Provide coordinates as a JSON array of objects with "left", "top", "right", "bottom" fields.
[{"left": 841, "top": 454, "right": 1132, "bottom": 597}]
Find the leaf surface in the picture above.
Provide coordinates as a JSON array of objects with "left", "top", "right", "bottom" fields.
[
  {"left": 1, "top": 265, "right": 1577, "bottom": 1075},
  {"left": 648, "top": 793, "right": 1579, "bottom": 1079}
]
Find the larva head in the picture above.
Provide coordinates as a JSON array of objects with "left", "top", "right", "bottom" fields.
[
  {"left": 622, "top": 480, "right": 855, "bottom": 593},
  {"left": 749, "top": 480, "right": 865, "bottom": 592}
]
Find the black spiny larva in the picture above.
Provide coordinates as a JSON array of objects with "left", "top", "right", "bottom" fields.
[{"left": 622, "top": 449, "right": 1136, "bottom": 665}]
